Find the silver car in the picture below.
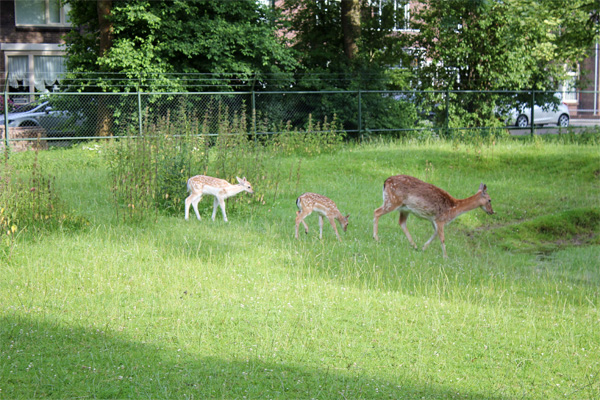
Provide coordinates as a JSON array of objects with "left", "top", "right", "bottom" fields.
[
  {"left": 0, "top": 101, "right": 82, "bottom": 136},
  {"left": 508, "top": 99, "right": 570, "bottom": 127}
]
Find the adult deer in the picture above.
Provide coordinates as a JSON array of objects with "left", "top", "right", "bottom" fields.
[
  {"left": 373, "top": 175, "right": 494, "bottom": 258},
  {"left": 185, "top": 175, "right": 253, "bottom": 222},
  {"left": 295, "top": 192, "right": 349, "bottom": 241}
]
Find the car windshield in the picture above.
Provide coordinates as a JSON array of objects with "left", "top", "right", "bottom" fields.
[{"left": 11, "top": 102, "right": 46, "bottom": 113}]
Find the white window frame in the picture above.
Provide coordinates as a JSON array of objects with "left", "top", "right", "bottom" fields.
[
  {"left": 372, "top": 0, "right": 416, "bottom": 32},
  {"left": 561, "top": 68, "right": 579, "bottom": 104},
  {"left": 257, "top": 0, "right": 274, "bottom": 8},
  {"left": 14, "top": 0, "right": 71, "bottom": 27},
  {"left": 3, "top": 44, "right": 66, "bottom": 102},
  {"left": 397, "top": 1, "right": 410, "bottom": 31}
]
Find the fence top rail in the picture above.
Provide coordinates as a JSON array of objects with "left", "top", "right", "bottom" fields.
[
  {"left": 4, "top": 90, "right": 361, "bottom": 96},
  {"left": 4, "top": 89, "right": 592, "bottom": 96}
]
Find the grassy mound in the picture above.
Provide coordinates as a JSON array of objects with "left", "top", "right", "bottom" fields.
[{"left": 490, "top": 207, "right": 600, "bottom": 253}]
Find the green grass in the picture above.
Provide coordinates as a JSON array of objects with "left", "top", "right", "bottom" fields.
[{"left": 1, "top": 138, "right": 599, "bottom": 399}]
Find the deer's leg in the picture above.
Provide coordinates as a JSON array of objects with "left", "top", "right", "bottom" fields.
[
  {"left": 327, "top": 216, "right": 342, "bottom": 242},
  {"left": 423, "top": 221, "right": 441, "bottom": 253},
  {"left": 373, "top": 203, "right": 396, "bottom": 240},
  {"left": 318, "top": 215, "right": 324, "bottom": 239},
  {"left": 211, "top": 197, "right": 219, "bottom": 221},
  {"left": 295, "top": 211, "right": 301, "bottom": 239},
  {"left": 187, "top": 194, "right": 203, "bottom": 221},
  {"left": 184, "top": 195, "right": 192, "bottom": 220},
  {"left": 217, "top": 197, "right": 228, "bottom": 222},
  {"left": 295, "top": 209, "right": 311, "bottom": 239},
  {"left": 437, "top": 223, "right": 448, "bottom": 258},
  {"left": 399, "top": 211, "right": 418, "bottom": 249}
]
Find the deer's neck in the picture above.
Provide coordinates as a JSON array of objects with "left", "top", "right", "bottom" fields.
[
  {"left": 444, "top": 193, "right": 482, "bottom": 221},
  {"left": 222, "top": 184, "right": 245, "bottom": 198}
]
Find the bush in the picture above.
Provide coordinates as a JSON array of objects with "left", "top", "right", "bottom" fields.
[
  {"left": 106, "top": 101, "right": 346, "bottom": 221},
  {"left": 106, "top": 107, "right": 209, "bottom": 221},
  {"left": 0, "top": 148, "right": 87, "bottom": 259}
]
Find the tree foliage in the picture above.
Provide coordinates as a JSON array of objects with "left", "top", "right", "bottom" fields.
[
  {"left": 408, "top": 0, "right": 597, "bottom": 91},
  {"left": 282, "top": 0, "right": 411, "bottom": 90},
  {"left": 64, "top": 0, "right": 298, "bottom": 91},
  {"left": 405, "top": 0, "right": 598, "bottom": 126},
  {"left": 280, "top": 0, "right": 416, "bottom": 136}
]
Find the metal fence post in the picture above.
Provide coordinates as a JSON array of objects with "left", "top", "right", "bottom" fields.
[
  {"left": 3, "top": 89, "right": 9, "bottom": 154},
  {"left": 445, "top": 88, "right": 450, "bottom": 137},
  {"left": 251, "top": 89, "right": 257, "bottom": 137},
  {"left": 358, "top": 89, "right": 362, "bottom": 139},
  {"left": 530, "top": 90, "right": 535, "bottom": 137},
  {"left": 137, "top": 79, "right": 143, "bottom": 136}
]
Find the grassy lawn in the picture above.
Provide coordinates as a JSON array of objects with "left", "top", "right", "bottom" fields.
[{"left": 1, "top": 137, "right": 599, "bottom": 399}]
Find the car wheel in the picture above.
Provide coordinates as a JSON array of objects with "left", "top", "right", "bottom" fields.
[
  {"left": 516, "top": 115, "right": 528, "bottom": 128},
  {"left": 19, "top": 121, "right": 40, "bottom": 127},
  {"left": 557, "top": 114, "right": 569, "bottom": 127}
]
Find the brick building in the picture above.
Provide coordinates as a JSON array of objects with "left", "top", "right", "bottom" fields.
[
  {"left": 576, "top": 43, "right": 600, "bottom": 117},
  {"left": 1, "top": 0, "right": 72, "bottom": 104},
  {"left": 1, "top": 0, "right": 598, "bottom": 116}
]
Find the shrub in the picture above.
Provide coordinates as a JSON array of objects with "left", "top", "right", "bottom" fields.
[
  {"left": 268, "top": 114, "right": 345, "bottom": 156},
  {"left": 107, "top": 101, "right": 346, "bottom": 221},
  {"left": 0, "top": 147, "right": 87, "bottom": 259}
]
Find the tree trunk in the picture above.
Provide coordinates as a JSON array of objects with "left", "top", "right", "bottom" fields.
[
  {"left": 97, "top": 0, "right": 113, "bottom": 136},
  {"left": 341, "top": 0, "right": 360, "bottom": 60}
]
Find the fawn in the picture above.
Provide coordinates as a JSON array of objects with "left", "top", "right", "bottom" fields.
[
  {"left": 185, "top": 175, "right": 253, "bottom": 222},
  {"left": 295, "top": 192, "right": 350, "bottom": 241},
  {"left": 373, "top": 175, "right": 494, "bottom": 257}
]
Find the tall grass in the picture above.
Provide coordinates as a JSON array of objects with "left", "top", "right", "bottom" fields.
[
  {"left": 0, "top": 143, "right": 86, "bottom": 260},
  {"left": 0, "top": 134, "right": 598, "bottom": 399},
  {"left": 106, "top": 104, "right": 345, "bottom": 222}
]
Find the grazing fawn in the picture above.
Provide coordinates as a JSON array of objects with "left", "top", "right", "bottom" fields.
[
  {"left": 185, "top": 175, "right": 253, "bottom": 222},
  {"left": 373, "top": 175, "right": 494, "bottom": 258},
  {"left": 295, "top": 192, "right": 350, "bottom": 241}
]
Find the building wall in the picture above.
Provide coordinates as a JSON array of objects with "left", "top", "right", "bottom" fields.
[
  {"left": 578, "top": 43, "right": 600, "bottom": 117},
  {"left": 0, "top": 0, "right": 70, "bottom": 86}
]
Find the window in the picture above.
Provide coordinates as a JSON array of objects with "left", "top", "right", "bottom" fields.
[
  {"left": 7, "top": 56, "right": 30, "bottom": 94},
  {"left": 15, "top": 0, "right": 71, "bottom": 26},
  {"left": 7, "top": 54, "right": 66, "bottom": 94},
  {"left": 372, "top": 0, "right": 412, "bottom": 31},
  {"left": 257, "top": 0, "right": 274, "bottom": 8},
  {"left": 561, "top": 70, "right": 579, "bottom": 103},
  {"left": 398, "top": 1, "right": 411, "bottom": 31}
]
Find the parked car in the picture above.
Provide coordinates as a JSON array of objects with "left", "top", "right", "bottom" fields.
[
  {"left": 0, "top": 100, "right": 84, "bottom": 136},
  {"left": 506, "top": 97, "right": 570, "bottom": 127}
]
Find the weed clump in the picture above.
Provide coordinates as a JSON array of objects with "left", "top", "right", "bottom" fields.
[
  {"left": 107, "top": 100, "right": 345, "bottom": 222},
  {"left": 491, "top": 208, "right": 600, "bottom": 253},
  {"left": 0, "top": 146, "right": 87, "bottom": 259}
]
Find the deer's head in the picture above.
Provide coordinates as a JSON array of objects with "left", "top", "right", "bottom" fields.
[
  {"left": 339, "top": 214, "right": 350, "bottom": 232},
  {"left": 236, "top": 177, "right": 254, "bottom": 194},
  {"left": 479, "top": 183, "right": 494, "bottom": 215}
]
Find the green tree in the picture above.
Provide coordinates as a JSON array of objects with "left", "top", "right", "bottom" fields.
[
  {"left": 281, "top": 0, "right": 416, "bottom": 136},
  {"left": 406, "top": 0, "right": 597, "bottom": 126},
  {"left": 341, "top": 0, "right": 361, "bottom": 60},
  {"left": 64, "top": 0, "right": 298, "bottom": 91},
  {"left": 282, "top": 0, "right": 411, "bottom": 90}
]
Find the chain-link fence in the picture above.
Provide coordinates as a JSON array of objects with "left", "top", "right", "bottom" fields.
[{"left": 2, "top": 89, "right": 598, "bottom": 151}]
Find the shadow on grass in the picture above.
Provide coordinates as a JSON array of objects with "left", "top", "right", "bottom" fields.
[{"left": 2, "top": 315, "right": 508, "bottom": 399}]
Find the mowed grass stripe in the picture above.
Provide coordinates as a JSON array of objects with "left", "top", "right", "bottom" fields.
[{"left": 1, "top": 138, "right": 598, "bottom": 399}]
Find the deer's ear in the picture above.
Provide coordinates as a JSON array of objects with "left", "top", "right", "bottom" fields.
[
  {"left": 479, "top": 183, "right": 487, "bottom": 193},
  {"left": 346, "top": 214, "right": 350, "bottom": 219},
  {"left": 236, "top": 176, "right": 242, "bottom": 183}
]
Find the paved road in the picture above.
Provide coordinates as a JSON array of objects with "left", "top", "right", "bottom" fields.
[
  {"left": 510, "top": 118, "right": 599, "bottom": 135},
  {"left": 571, "top": 118, "right": 600, "bottom": 127}
]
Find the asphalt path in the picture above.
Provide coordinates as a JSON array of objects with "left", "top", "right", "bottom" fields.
[{"left": 509, "top": 118, "right": 599, "bottom": 135}]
